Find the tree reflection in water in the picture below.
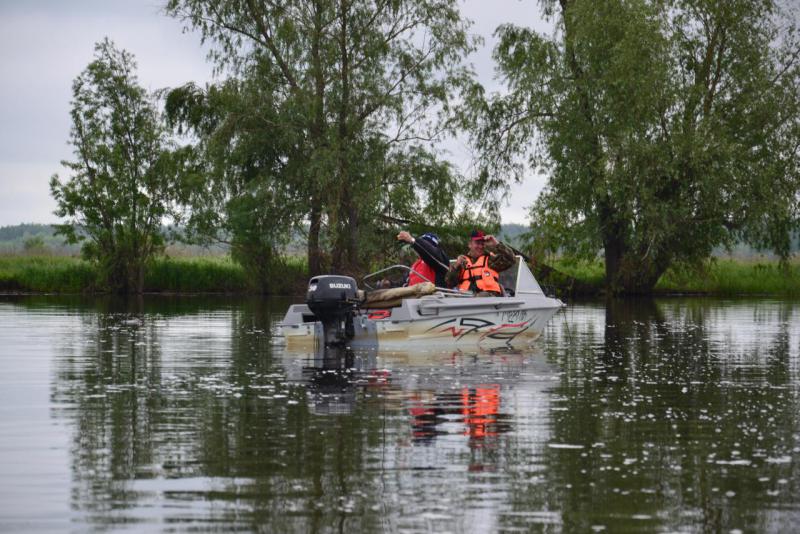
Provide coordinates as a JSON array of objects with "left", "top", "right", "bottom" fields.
[
  {"left": 32, "top": 296, "right": 800, "bottom": 532},
  {"left": 524, "top": 298, "right": 800, "bottom": 533}
]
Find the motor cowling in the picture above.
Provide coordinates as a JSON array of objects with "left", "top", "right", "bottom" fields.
[{"left": 306, "top": 275, "right": 360, "bottom": 346}]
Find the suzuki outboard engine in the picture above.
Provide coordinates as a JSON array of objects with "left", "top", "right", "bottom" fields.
[{"left": 306, "top": 275, "right": 360, "bottom": 347}]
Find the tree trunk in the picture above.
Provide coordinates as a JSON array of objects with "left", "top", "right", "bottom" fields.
[
  {"left": 136, "top": 262, "right": 145, "bottom": 294},
  {"left": 307, "top": 0, "right": 326, "bottom": 277},
  {"left": 307, "top": 201, "right": 323, "bottom": 276},
  {"left": 331, "top": 0, "right": 358, "bottom": 274},
  {"left": 331, "top": 180, "right": 359, "bottom": 274},
  {"left": 346, "top": 192, "right": 358, "bottom": 269},
  {"left": 599, "top": 199, "right": 627, "bottom": 294},
  {"left": 604, "top": 242, "right": 670, "bottom": 295},
  {"left": 603, "top": 232, "right": 626, "bottom": 294}
]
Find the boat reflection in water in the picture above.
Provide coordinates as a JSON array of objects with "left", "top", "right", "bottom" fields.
[{"left": 278, "top": 339, "right": 556, "bottom": 471}]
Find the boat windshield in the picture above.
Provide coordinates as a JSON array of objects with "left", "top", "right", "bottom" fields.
[{"left": 498, "top": 256, "right": 545, "bottom": 296}]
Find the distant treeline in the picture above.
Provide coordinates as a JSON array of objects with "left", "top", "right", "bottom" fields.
[
  {"left": 0, "top": 224, "right": 226, "bottom": 256},
  {"left": 0, "top": 223, "right": 526, "bottom": 257},
  {"left": 0, "top": 224, "right": 79, "bottom": 255},
  {"left": 2, "top": 223, "right": 797, "bottom": 260}
]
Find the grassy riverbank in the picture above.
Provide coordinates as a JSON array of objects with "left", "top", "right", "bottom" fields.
[
  {"left": 2, "top": 254, "right": 798, "bottom": 296},
  {"left": 548, "top": 258, "right": 800, "bottom": 297},
  {"left": 0, "top": 255, "right": 307, "bottom": 295}
]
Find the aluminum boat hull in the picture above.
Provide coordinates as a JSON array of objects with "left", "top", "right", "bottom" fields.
[
  {"left": 279, "top": 257, "right": 565, "bottom": 349},
  {"left": 281, "top": 295, "right": 564, "bottom": 349}
]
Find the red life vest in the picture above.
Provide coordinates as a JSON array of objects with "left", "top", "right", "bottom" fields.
[
  {"left": 408, "top": 258, "right": 436, "bottom": 286},
  {"left": 458, "top": 254, "right": 501, "bottom": 294}
]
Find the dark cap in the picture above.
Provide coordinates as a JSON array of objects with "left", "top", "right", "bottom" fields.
[
  {"left": 470, "top": 229, "right": 485, "bottom": 241},
  {"left": 419, "top": 232, "right": 441, "bottom": 247}
]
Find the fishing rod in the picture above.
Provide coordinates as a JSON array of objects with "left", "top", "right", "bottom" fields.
[{"left": 379, "top": 213, "right": 533, "bottom": 266}]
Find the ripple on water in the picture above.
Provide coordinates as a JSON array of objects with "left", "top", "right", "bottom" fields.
[{"left": 1, "top": 297, "right": 800, "bottom": 532}]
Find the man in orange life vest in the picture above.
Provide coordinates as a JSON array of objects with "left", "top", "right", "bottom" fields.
[
  {"left": 396, "top": 230, "right": 450, "bottom": 287},
  {"left": 445, "top": 229, "right": 516, "bottom": 296}
]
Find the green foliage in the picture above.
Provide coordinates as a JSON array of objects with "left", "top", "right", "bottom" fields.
[
  {"left": 658, "top": 259, "right": 800, "bottom": 296},
  {"left": 23, "top": 236, "right": 47, "bottom": 254},
  {"left": 472, "top": 0, "right": 800, "bottom": 294},
  {"left": 50, "top": 39, "right": 187, "bottom": 294},
  {"left": 549, "top": 258, "right": 606, "bottom": 288},
  {"left": 0, "top": 255, "right": 307, "bottom": 295},
  {"left": 0, "top": 256, "right": 98, "bottom": 293},
  {"left": 164, "top": 77, "right": 304, "bottom": 291},
  {"left": 144, "top": 256, "right": 247, "bottom": 292},
  {"left": 2, "top": 252, "right": 794, "bottom": 296},
  {"left": 547, "top": 256, "right": 800, "bottom": 296},
  {"left": 165, "top": 0, "right": 482, "bottom": 276}
]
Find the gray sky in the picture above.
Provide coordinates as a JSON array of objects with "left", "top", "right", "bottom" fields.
[{"left": 0, "top": 0, "right": 550, "bottom": 227}]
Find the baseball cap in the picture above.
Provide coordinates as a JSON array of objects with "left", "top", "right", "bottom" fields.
[{"left": 470, "top": 229, "right": 485, "bottom": 241}]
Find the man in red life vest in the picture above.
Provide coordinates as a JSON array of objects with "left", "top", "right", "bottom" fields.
[
  {"left": 396, "top": 230, "right": 450, "bottom": 287},
  {"left": 445, "top": 229, "right": 516, "bottom": 296}
]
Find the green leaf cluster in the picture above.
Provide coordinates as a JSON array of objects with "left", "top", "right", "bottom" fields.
[
  {"left": 164, "top": 0, "right": 482, "bottom": 277},
  {"left": 472, "top": 0, "right": 800, "bottom": 293},
  {"left": 50, "top": 39, "right": 185, "bottom": 293}
]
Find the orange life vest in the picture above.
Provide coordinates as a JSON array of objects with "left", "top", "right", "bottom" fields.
[
  {"left": 458, "top": 254, "right": 501, "bottom": 294},
  {"left": 408, "top": 258, "right": 436, "bottom": 286}
]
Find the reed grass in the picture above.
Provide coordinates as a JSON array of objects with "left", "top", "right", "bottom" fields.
[
  {"left": 5, "top": 253, "right": 795, "bottom": 296},
  {"left": 145, "top": 256, "right": 248, "bottom": 293},
  {"left": 657, "top": 258, "right": 800, "bottom": 296},
  {"left": 549, "top": 257, "right": 800, "bottom": 296},
  {"left": 548, "top": 258, "right": 606, "bottom": 288},
  {"left": 0, "top": 255, "right": 97, "bottom": 293},
  {"left": 0, "top": 254, "right": 308, "bottom": 294}
]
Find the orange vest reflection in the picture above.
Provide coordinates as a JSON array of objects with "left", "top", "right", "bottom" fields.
[
  {"left": 461, "top": 385, "right": 500, "bottom": 439},
  {"left": 408, "top": 384, "right": 502, "bottom": 443}
]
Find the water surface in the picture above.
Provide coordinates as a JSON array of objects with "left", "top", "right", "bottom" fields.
[{"left": 0, "top": 296, "right": 798, "bottom": 532}]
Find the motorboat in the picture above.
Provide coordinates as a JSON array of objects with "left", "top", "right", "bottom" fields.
[{"left": 279, "top": 256, "right": 565, "bottom": 349}]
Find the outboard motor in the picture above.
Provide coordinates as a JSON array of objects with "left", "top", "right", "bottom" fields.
[{"left": 305, "top": 275, "right": 360, "bottom": 347}]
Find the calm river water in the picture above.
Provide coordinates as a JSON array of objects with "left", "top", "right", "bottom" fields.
[{"left": 0, "top": 296, "right": 798, "bottom": 532}]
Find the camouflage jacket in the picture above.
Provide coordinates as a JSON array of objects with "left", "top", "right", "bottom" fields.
[{"left": 445, "top": 241, "right": 516, "bottom": 288}]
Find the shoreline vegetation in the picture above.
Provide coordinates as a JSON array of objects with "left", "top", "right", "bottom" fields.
[
  {"left": 1, "top": 254, "right": 798, "bottom": 298},
  {"left": 0, "top": 256, "right": 305, "bottom": 296},
  {"left": 544, "top": 258, "right": 800, "bottom": 298},
  {"left": 17, "top": 1, "right": 799, "bottom": 298}
]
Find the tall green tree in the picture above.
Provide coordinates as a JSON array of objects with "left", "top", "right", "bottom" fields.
[
  {"left": 166, "top": 73, "right": 305, "bottom": 291},
  {"left": 472, "top": 0, "right": 800, "bottom": 293},
  {"left": 50, "top": 39, "right": 184, "bottom": 293},
  {"left": 166, "top": 0, "right": 478, "bottom": 275}
]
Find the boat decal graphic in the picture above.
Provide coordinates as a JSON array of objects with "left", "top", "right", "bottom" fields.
[
  {"left": 425, "top": 317, "right": 457, "bottom": 332},
  {"left": 443, "top": 326, "right": 466, "bottom": 337},
  {"left": 479, "top": 320, "right": 533, "bottom": 341},
  {"left": 425, "top": 317, "right": 495, "bottom": 340}
]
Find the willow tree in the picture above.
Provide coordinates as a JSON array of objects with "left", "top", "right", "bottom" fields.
[
  {"left": 50, "top": 39, "right": 183, "bottom": 293},
  {"left": 166, "top": 0, "right": 477, "bottom": 275},
  {"left": 472, "top": 0, "right": 800, "bottom": 293},
  {"left": 165, "top": 73, "right": 306, "bottom": 291}
]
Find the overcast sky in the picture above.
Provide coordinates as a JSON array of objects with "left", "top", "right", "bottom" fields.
[{"left": 0, "top": 0, "right": 550, "bottom": 227}]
